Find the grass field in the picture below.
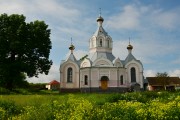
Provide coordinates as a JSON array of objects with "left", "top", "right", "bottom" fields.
[{"left": 0, "top": 91, "right": 180, "bottom": 120}]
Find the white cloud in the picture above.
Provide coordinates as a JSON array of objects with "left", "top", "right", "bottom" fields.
[
  {"left": 65, "top": 50, "right": 88, "bottom": 60},
  {"left": 0, "top": 0, "right": 26, "bottom": 14},
  {"left": 107, "top": 5, "right": 140, "bottom": 30},
  {"left": 113, "top": 40, "right": 128, "bottom": 59},
  {"left": 112, "top": 37, "right": 179, "bottom": 65},
  {"left": 135, "top": 40, "right": 178, "bottom": 57},
  {"left": 26, "top": 64, "right": 60, "bottom": 83},
  {"left": 33, "top": 0, "right": 80, "bottom": 24},
  {"left": 144, "top": 70, "right": 156, "bottom": 77},
  {"left": 74, "top": 50, "right": 88, "bottom": 60},
  {"left": 106, "top": 3, "right": 180, "bottom": 31},
  {"left": 57, "top": 26, "right": 89, "bottom": 44},
  {"left": 169, "top": 69, "right": 180, "bottom": 77},
  {"left": 0, "top": 0, "right": 80, "bottom": 24},
  {"left": 150, "top": 9, "right": 179, "bottom": 29}
]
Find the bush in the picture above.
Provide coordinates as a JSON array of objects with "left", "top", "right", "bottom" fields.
[
  {"left": 105, "top": 93, "right": 124, "bottom": 103},
  {"left": 0, "top": 107, "right": 6, "bottom": 120},
  {"left": 0, "top": 87, "right": 10, "bottom": 95},
  {"left": 12, "top": 88, "right": 31, "bottom": 95},
  {"left": 0, "top": 100, "right": 22, "bottom": 118},
  {"left": 1, "top": 91, "right": 180, "bottom": 119}
]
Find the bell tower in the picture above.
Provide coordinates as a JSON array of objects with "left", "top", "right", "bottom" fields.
[{"left": 89, "top": 11, "right": 115, "bottom": 62}]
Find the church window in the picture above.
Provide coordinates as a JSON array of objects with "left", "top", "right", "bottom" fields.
[
  {"left": 107, "top": 40, "right": 109, "bottom": 48},
  {"left": 120, "top": 75, "right": 123, "bottom": 85},
  {"left": 84, "top": 75, "right": 88, "bottom": 85},
  {"left": 67, "top": 67, "right": 73, "bottom": 83},
  {"left": 131, "top": 67, "right": 136, "bottom": 82},
  {"left": 100, "top": 39, "right": 102, "bottom": 47}
]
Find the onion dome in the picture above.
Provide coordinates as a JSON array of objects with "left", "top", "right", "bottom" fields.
[
  {"left": 127, "top": 44, "right": 133, "bottom": 50},
  {"left": 69, "top": 44, "right": 75, "bottom": 51},
  {"left": 127, "top": 38, "right": 133, "bottom": 50},
  {"left": 69, "top": 37, "right": 75, "bottom": 51},
  {"left": 97, "top": 16, "right": 104, "bottom": 22}
]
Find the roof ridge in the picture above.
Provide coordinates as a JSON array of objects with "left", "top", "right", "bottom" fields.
[
  {"left": 124, "top": 53, "right": 136, "bottom": 64},
  {"left": 66, "top": 53, "right": 77, "bottom": 62}
]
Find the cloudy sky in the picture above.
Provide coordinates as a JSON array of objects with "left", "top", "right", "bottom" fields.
[{"left": 0, "top": 0, "right": 180, "bottom": 83}]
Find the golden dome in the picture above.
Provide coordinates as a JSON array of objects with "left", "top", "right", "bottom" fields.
[
  {"left": 69, "top": 44, "right": 75, "bottom": 50},
  {"left": 97, "top": 16, "right": 104, "bottom": 22},
  {"left": 127, "top": 44, "right": 133, "bottom": 50}
]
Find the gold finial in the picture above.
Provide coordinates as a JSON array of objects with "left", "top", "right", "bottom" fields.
[
  {"left": 69, "top": 37, "right": 75, "bottom": 52},
  {"left": 127, "top": 37, "right": 133, "bottom": 50},
  {"left": 97, "top": 8, "right": 104, "bottom": 22}
]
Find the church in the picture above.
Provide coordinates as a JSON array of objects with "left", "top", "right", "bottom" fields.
[{"left": 60, "top": 14, "right": 144, "bottom": 92}]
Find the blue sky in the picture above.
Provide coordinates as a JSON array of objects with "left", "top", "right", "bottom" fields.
[{"left": 0, "top": 0, "right": 180, "bottom": 83}]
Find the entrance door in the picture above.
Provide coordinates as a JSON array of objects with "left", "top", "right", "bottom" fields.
[
  {"left": 100, "top": 76, "right": 109, "bottom": 90},
  {"left": 101, "top": 80, "right": 108, "bottom": 90}
]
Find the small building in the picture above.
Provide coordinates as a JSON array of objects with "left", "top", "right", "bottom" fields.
[
  {"left": 46, "top": 80, "right": 60, "bottom": 90},
  {"left": 147, "top": 77, "right": 180, "bottom": 91}
]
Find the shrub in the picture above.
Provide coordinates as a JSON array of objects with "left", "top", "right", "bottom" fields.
[
  {"left": 0, "top": 100, "right": 22, "bottom": 118},
  {"left": 105, "top": 93, "right": 124, "bottom": 103},
  {"left": 0, "top": 87, "right": 10, "bottom": 95},
  {"left": 0, "top": 107, "right": 6, "bottom": 120},
  {"left": 12, "top": 88, "right": 31, "bottom": 95},
  {"left": 1, "top": 91, "right": 180, "bottom": 119}
]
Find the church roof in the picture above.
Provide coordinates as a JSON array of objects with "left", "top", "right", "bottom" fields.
[
  {"left": 89, "top": 51, "right": 115, "bottom": 62},
  {"left": 94, "top": 26, "right": 108, "bottom": 37},
  {"left": 123, "top": 53, "right": 143, "bottom": 65},
  {"left": 124, "top": 53, "right": 136, "bottom": 64},
  {"left": 147, "top": 77, "right": 180, "bottom": 86},
  {"left": 48, "top": 80, "right": 60, "bottom": 85},
  {"left": 66, "top": 53, "right": 77, "bottom": 62},
  {"left": 60, "top": 53, "right": 80, "bottom": 66}
]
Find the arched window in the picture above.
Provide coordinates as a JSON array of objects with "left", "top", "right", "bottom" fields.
[
  {"left": 84, "top": 75, "right": 88, "bottom": 85},
  {"left": 107, "top": 40, "right": 109, "bottom": 48},
  {"left": 100, "top": 39, "right": 102, "bottom": 47},
  {"left": 67, "top": 67, "right": 72, "bottom": 83},
  {"left": 120, "top": 75, "right": 123, "bottom": 85},
  {"left": 131, "top": 67, "right": 136, "bottom": 82}
]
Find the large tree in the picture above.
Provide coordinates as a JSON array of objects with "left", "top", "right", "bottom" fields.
[{"left": 0, "top": 14, "right": 52, "bottom": 89}]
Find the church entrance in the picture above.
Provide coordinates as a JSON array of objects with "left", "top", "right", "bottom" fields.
[{"left": 100, "top": 76, "right": 109, "bottom": 90}]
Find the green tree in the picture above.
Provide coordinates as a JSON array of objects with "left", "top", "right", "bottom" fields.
[
  {"left": 156, "top": 72, "right": 169, "bottom": 90},
  {"left": 156, "top": 72, "right": 169, "bottom": 77},
  {"left": 0, "top": 14, "right": 52, "bottom": 89}
]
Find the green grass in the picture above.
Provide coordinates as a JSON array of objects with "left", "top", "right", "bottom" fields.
[
  {"left": 0, "top": 91, "right": 180, "bottom": 119},
  {"left": 0, "top": 93, "right": 110, "bottom": 107}
]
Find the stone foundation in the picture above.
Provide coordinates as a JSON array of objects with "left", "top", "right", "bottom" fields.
[
  {"left": 80, "top": 87, "right": 129, "bottom": 93},
  {"left": 60, "top": 88, "right": 81, "bottom": 93},
  {"left": 60, "top": 87, "right": 131, "bottom": 93}
]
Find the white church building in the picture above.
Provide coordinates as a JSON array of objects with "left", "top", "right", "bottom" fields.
[{"left": 60, "top": 15, "right": 144, "bottom": 92}]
